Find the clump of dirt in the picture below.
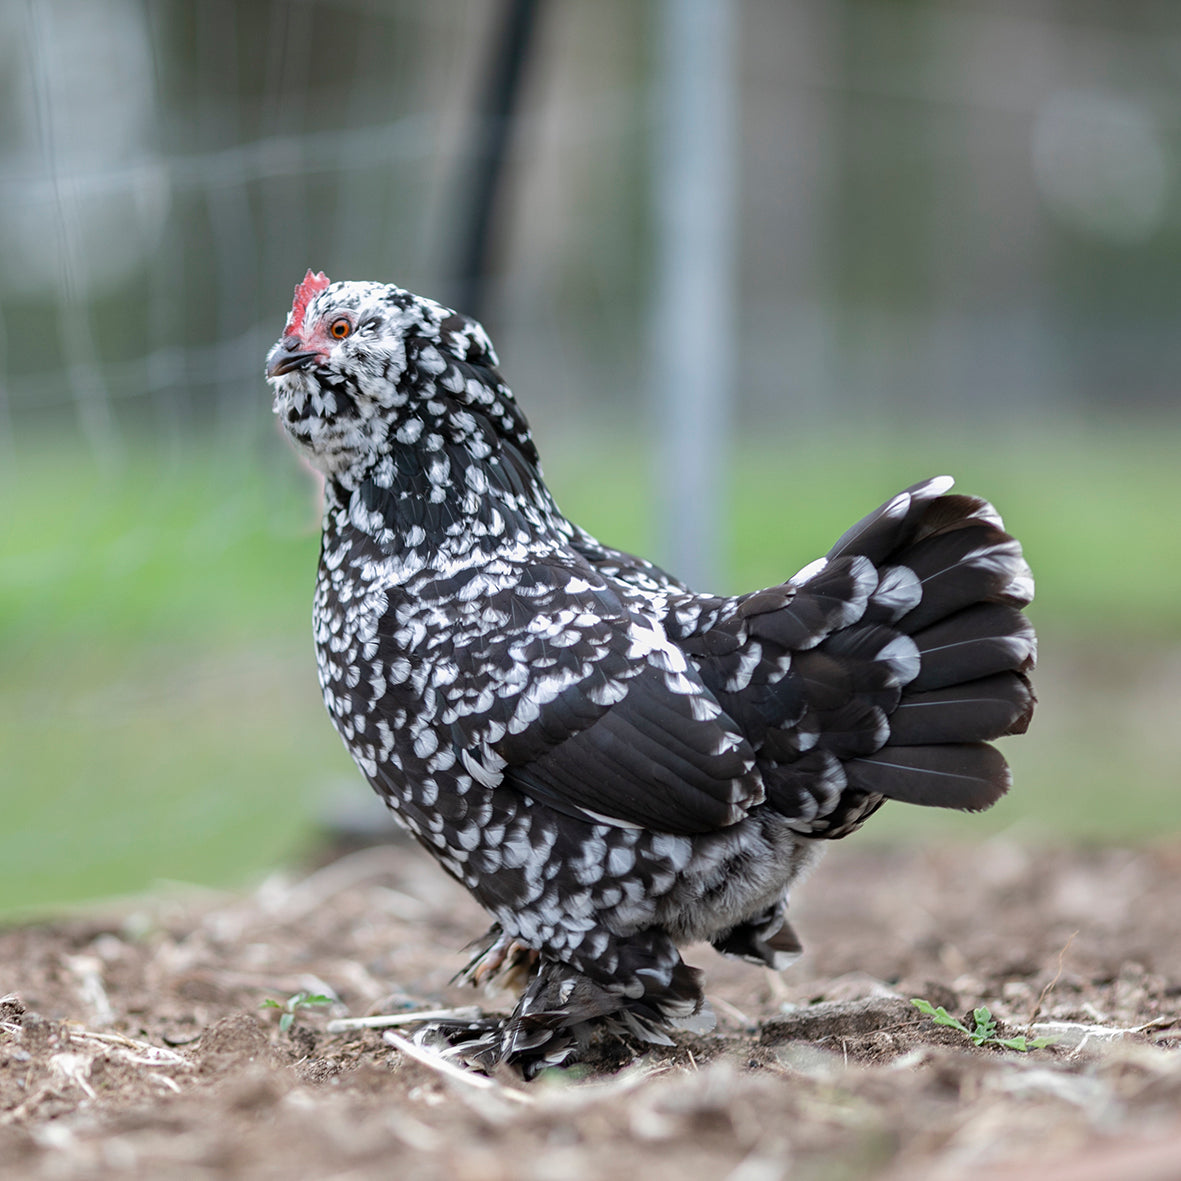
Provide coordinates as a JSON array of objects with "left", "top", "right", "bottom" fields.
[{"left": 2, "top": 840, "right": 1180, "bottom": 1180}]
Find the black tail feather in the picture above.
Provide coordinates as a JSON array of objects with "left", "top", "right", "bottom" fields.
[
  {"left": 827, "top": 475, "right": 956, "bottom": 565},
  {"left": 847, "top": 741, "right": 1011, "bottom": 811},
  {"left": 896, "top": 526, "right": 1032, "bottom": 632},
  {"left": 911, "top": 603, "right": 1037, "bottom": 691},
  {"left": 889, "top": 672, "right": 1035, "bottom": 745}
]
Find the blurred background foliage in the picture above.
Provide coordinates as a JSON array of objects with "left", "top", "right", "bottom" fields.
[{"left": 2, "top": 0, "right": 1180, "bottom": 916}]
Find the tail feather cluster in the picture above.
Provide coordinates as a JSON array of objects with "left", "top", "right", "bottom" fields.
[{"left": 773, "top": 476, "right": 1035, "bottom": 830}]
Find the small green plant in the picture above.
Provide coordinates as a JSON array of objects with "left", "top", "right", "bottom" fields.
[
  {"left": 911, "top": 999, "right": 1056, "bottom": 1052},
  {"left": 260, "top": 990, "right": 334, "bottom": 1033}
]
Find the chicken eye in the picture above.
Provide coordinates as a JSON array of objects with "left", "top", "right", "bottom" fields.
[{"left": 329, "top": 318, "right": 351, "bottom": 340}]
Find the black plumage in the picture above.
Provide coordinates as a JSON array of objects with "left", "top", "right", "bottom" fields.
[{"left": 265, "top": 271, "right": 1037, "bottom": 1072}]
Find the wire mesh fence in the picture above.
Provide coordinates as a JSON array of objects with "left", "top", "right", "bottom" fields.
[{"left": 3, "top": 0, "right": 1181, "bottom": 468}]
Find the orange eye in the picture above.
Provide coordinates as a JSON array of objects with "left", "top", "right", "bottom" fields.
[{"left": 329, "top": 318, "right": 351, "bottom": 340}]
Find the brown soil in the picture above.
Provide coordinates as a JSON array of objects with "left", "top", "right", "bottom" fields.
[{"left": 2, "top": 839, "right": 1180, "bottom": 1180}]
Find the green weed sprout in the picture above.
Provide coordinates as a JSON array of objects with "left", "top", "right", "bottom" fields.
[
  {"left": 260, "top": 990, "right": 334, "bottom": 1033},
  {"left": 911, "top": 998, "right": 1056, "bottom": 1052}
]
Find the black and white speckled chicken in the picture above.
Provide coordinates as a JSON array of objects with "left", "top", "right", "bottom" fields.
[{"left": 266, "top": 271, "right": 1036, "bottom": 1072}]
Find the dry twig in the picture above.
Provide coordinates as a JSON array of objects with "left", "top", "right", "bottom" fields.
[
  {"left": 1026, "top": 929, "right": 1077, "bottom": 1032},
  {"left": 327, "top": 1006, "right": 483, "bottom": 1034}
]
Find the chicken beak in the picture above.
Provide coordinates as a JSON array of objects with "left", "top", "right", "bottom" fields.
[{"left": 266, "top": 339, "right": 320, "bottom": 378}]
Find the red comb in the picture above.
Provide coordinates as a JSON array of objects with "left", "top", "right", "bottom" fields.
[{"left": 285, "top": 269, "right": 331, "bottom": 335}]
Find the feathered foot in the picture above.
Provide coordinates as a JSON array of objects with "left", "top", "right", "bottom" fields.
[{"left": 429, "top": 948, "right": 714, "bottom": 1078}]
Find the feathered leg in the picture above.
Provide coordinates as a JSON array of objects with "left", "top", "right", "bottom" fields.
[
  {"left": 710, "top": 899, "right": 803, "bottom": 969},
  {"left": 434, "top": 928, "right": 712, "bottom": 1077}
]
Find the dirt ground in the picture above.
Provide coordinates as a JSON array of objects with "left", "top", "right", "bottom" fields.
[{"left": 2, "top": 836, "right": 1180, "bottom": 1181}]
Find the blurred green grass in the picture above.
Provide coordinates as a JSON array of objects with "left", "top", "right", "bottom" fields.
[{"left": 2, "top": 419, "right": 1179, "bottom": 916}]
